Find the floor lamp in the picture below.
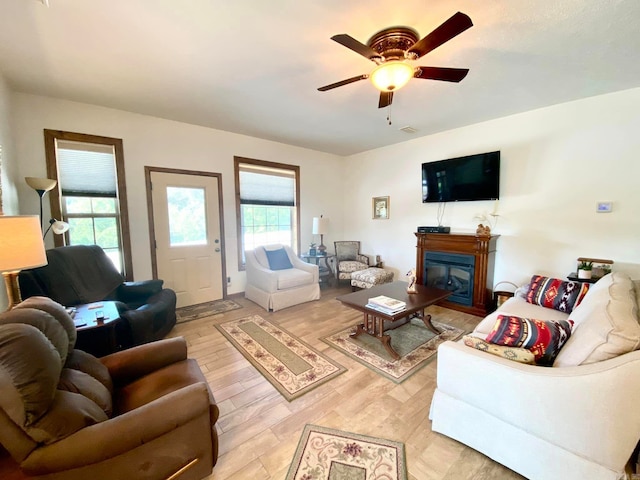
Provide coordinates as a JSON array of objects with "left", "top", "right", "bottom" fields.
[
  {"left": 312, "top": 215, "right": 329, "bottom": 255},
  {"left": 25, "top": 177, "right": 58, "bottom": 231},
  {"left": 0, "top": 216, "right": 48, "bottom": 310}
]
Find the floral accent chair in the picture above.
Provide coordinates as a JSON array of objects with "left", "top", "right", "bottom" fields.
[{"left": 334, "top": 241, "right": 370, "bottom": 282}]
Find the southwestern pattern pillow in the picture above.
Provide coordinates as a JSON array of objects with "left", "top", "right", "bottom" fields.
[
  {"left": 526, "top": 275, "right": 590, "bottom": 313},
  {"left": 486, "top": 315, "right": 573, "bottom": 366},
  {"left": 463, "top": 335, "right": 536, "bottom": 364}
]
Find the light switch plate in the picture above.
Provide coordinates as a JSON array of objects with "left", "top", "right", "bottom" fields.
[{"left": 596, "top": 202, "right": 612, "bottom": 213}]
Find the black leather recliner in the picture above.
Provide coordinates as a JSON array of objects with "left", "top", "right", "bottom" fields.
[{"left": 19, "top": 245, "right": 176, "bottom": 355}]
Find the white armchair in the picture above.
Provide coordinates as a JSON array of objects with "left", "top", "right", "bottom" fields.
[{"left": 245, "top": 244, "right": 320, "bottom": 312}]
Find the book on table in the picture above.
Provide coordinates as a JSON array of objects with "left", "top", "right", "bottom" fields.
[
  {"left": 365, "top": 302, "right": 405, "bottom": 315},
  {"left": 368, "top": 295, "right": 406, "bottom": 311}
]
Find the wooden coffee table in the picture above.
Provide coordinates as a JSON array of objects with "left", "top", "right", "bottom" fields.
[{"left": 336, "top": 281, "right": 452, "bottom": 360}]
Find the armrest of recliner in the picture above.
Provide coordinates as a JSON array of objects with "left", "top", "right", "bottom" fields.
[
  {"left": 116, "top": 280, "right": 164, "bottom": 302},
  {"left": 20, "top": 382, "right": 211, "bottom": 475},
  {"left": 100, "top": 337, "right": 187, "bottom": 386}
]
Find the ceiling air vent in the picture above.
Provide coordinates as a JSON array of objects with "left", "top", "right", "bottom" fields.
[{"left": 399, "top": 126, "right": 417, "bottom": 134}]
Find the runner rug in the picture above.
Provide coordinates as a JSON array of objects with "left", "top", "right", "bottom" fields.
[
  {"left": 176, "top": 299, "right": 242, "bottom": 324},
  {"left": 216, "top": 315, "right": 346, "bottom": 401},
  {"left": 321, "top": 317, "right": 465, "bottom": 383},
  {"left": 285, "top": 424, "right": 407, "bottom": 480}
]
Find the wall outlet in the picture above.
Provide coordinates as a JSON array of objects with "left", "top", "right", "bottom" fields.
[{"left": 227, "top": 276, "right": 231, "bottom": 284}]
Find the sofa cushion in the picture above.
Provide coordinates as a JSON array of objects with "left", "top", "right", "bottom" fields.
[
  {"left": 276, "top": 268, "right": 314, "bottom": 290},
  {"left": 58, "top": 368, "right": 113, "bottom": 417},
  {"left": 338, "top": 260, "right": 368, "bottom": 273},
  {"left": 463, "top": 335, "right": 536, "bottom": 364},
  {"left": 264, "top": 247, "right": 293, "bottom": 270},
  {"left": 486, "top": 315, "right": 573, "bottom": 366},
  {"left": 525, "top": 275, "right": 590, "bottom": 313},
  {"left": 553, "top": 272, "right": 640, "bottom": 367}
]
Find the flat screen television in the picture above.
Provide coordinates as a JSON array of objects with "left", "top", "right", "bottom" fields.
[{"left": 422, "top": 151, "right": 500, "bottom": 203}]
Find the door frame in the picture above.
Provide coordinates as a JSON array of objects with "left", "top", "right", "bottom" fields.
[{"left": 144, "top": 166, "right": 228, "bottom": 299}]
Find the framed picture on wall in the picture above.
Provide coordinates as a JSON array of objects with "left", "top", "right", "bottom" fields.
[{"left": 372, "top": 196, "right": 389, "bottom": 220}]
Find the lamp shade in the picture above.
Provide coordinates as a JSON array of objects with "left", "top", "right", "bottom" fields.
[
  {"left": 0, "top": 216, "right": 47, "bottom": 272},
  {"left": 370, "top": 61, "right": 415, "bottom": 92},
  {"left": 25, "top": 177, "right": 57, "bottom": 192},
  {"left": 312, "top": 217, "right": 329, "bottom": 235}
]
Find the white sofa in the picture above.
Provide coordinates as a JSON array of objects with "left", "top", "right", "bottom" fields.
[
  {"left": 430, "top": 272, "right": 640, "bottom": 480},
  {"left": 245, "top": 244, "right": 320, "bottom": 312}
]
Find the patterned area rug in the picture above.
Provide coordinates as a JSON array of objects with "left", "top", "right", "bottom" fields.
[
  {"left": 322, "top": 317, "right": 465, "bottom": 383},
  {"left": 285, "top": 424, "right": 407, "bottom": 480},
  {"left": 176, "top": 299, "right": 242, "bottom": 323},
  {"left": 216, "top": 315, "right": 346, "bottom": 401}
]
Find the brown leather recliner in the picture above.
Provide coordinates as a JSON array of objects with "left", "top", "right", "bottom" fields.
[
  {"left": 0, "top": 297, "right": 218, "bottom": 480},
  {"left": 19, "top": 245, "right": 177, "bottom": 353}
]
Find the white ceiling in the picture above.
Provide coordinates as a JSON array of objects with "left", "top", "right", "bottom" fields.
[{"left": 1, "top": 0, "right": 639, "bottom": 156}]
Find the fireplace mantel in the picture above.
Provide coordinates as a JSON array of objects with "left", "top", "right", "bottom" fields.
[{"left": 415, "top": 232, "right": 499, "bottom": 316}]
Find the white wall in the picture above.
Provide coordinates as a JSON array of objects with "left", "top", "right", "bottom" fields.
[
  {"left": 0, "top": 72, "right": 20, "bottom": 310},
  {"left": 11, "top": 93, "right": 344, "bottom": 294},
  {"left": 344, "top": 87, "right": 640, "bottom": 286}
]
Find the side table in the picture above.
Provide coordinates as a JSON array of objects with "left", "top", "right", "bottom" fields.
[
  {"left": 72, "top": 301, "right": 123, "bottom": 357},
  {"left": 301, "top": 253, "right": 335, "bottom": 287}
]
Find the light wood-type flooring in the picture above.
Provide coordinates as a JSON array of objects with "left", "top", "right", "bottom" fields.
[{"left": 171, "top": 284, "right": 526, "bottom": 480}]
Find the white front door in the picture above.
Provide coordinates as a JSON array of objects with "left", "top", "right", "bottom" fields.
[{"left": 150, "top": 170, "right": 224, "bottom": 308}]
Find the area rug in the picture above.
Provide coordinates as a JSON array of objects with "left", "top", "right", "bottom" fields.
[
  {"left": 285, "top": 424, "right": 407, "bottom": 480},
  {"left": 321, "top": 317, "right": 465, "bottom": 383},
  {"left": 176, "top": 299, "right": 242, "bottom": 323},
  {"left": 216, "top": 315, "right": 346, "bottom": 401}
]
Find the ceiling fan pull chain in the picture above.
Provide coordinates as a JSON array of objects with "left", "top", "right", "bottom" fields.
[{"left": 387, "top": 104, "right": 392, "bottom": 125}]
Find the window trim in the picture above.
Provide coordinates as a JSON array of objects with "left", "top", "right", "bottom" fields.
[
  {"left": 234, "top": 156, "right": 300, "bottom": 271},
  {"left": 44, "top": 130, "right": 134, "bottom": 281}
]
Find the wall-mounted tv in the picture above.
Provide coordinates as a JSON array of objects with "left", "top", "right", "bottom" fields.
[{"left": 422, "top": 151, "right": 500, "bottom": 203}]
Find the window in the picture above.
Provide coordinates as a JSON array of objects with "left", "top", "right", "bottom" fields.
[
  {"left": 44, "top": 130, "right": 133, "bottom": 280},
  {"left": 234, "top": 157, "right": 300, "bottom": 269}
]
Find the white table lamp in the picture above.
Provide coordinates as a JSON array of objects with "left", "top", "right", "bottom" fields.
[
  {"left": 312, "top": 215, "right": 329, "bottom": 254},
  {"left": 0, "top": 216, "right": 48, "bottom": 310}
]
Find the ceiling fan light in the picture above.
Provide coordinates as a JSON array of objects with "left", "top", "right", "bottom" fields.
[{"left": 370, "top": 61, "right": 414, "bottom": 92}]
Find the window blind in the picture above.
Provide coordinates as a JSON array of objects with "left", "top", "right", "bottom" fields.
[
  {"left": 239, "top": 164, "right": 295, "bottom": 206},
  {"left": 57, "top": 140, "right": 117, "bottom": 197}
]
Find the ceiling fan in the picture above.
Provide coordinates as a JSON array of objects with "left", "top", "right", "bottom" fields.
[{"left": 318, "top": 12, "right": 473, "bottom": 109}]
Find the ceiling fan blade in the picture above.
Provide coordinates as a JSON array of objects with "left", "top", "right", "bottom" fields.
[
  {"left": 378, "top": 91, "right": 394, "bottom": 108},
  {"left": 331, "top": 34, "right": 382, "bottom": 61},
  {"left": 408, "top": 12, "right": 473, "bottom": 59},
  {"left": 318, "top": 74, "right": 368, "bottom": 92},
  {"left": 415, "top": 66, "right": 469, "bottom": 82}
]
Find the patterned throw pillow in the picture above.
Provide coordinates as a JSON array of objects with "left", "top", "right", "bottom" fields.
[
  {"left": 486, "top": 315, "right": 574, "bottom": 366},
  {"left": 463, "top": 335, "right": 536, "bottom": 364},
  {"left": 526, "top": 275, "right": 590, "bottom": 313}
]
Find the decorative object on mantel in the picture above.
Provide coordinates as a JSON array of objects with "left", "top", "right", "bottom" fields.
[
  {"left": 312, "top": 215, "right": 329, "bottom": 254},
  {"left": 0, "top": 216, "right": 47, "bottom": 310},
  {"left": 474, "top": 200, "right": 499, "bottom": 236},
  {"left": 406, "top": 268, "right": 417, "bottom": 293}
]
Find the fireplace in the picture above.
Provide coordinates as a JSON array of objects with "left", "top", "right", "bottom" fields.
[
  {"left": 424, "top": 251, "right": 475, "bottom": 306},
  {"left": 415, "top": 232, "right": 498, "bottom": 316}
]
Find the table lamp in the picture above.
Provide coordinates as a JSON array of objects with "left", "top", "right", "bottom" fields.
[
  {"left": 0, "top": 216, "right": 48, "bottom": 310},
  {"left": 312, "top": 215, "right": 329, "bottom": 255}
]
